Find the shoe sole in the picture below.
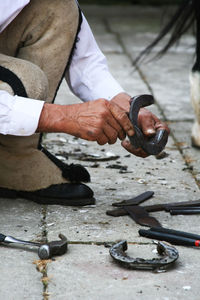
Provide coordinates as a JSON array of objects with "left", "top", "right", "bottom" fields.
[
  {"left": 20, "top": 194, "right": 96, "bottom": 206},
  {"left": 0, "top": 188, "right": 96, "bottom": 206}
]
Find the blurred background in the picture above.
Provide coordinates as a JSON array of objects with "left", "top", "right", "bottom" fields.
[{"left": 79, "top": 0, "right": 182, "bottom": 5}]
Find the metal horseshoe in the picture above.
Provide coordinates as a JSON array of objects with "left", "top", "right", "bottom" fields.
[
  {"left": 109, "top": 240, "right": 179, "bottom": 271},
  {"left": 128, "top": 94, "right": 169, "bottom": 155}
]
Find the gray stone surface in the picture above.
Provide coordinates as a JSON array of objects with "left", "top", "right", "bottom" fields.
[
  {"left": 47, "top": 244, "right": 199, "bottom": 300},
  {"left": 0, "top": 199, "right": 44, "bottom": 299},
  {"left": 0, "top": 5, "right": 200, "bottom": 300},
  {"left": 45, "top": 134, "right": 198, "bottom": 244}
]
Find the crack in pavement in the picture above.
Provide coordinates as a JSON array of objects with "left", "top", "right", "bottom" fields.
[
  {"left": 33, "top": 206, "right": 51, "bottom": 300},
  {"left": 67, "top": 240, "right": 151, "bottom": 245},
  {"left": 104, "top": 18, "right": 200, "bottom": 189}
]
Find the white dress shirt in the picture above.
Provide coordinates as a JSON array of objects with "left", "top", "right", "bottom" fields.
[{"left": 0, "top": 1, "right": 124, "bottom": 136}]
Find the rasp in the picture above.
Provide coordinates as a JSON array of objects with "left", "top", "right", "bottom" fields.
[{"left": 112, "top": 191, "right": 154, "bottom": 207}]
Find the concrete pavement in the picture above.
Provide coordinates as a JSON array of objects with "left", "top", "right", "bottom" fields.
[{"left": 0, "top": 5, "right": 199, "bottom": 300}]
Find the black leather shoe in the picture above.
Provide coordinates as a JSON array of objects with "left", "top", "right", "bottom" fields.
[{"left": 0, "top": 183, "right": 95, "bottom": 206}]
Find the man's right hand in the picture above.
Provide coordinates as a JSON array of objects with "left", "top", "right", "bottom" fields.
[{"left": 37, "top": 99, "right": 135, "bottom": 145}]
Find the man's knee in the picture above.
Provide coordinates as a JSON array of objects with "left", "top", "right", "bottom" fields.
[{"left": 0, "top": 54, "right": 48, "bottom": 100}]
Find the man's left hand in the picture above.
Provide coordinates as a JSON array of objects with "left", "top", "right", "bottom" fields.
[{"left": 111, "top": 92, "right": 170, "bottom": 158}]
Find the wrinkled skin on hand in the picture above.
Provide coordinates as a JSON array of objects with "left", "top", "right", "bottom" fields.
[
  {"left": 68, "top": 98, "right": 134, "bottom": 145},
  {"left": 38, "top": 98, "right": 134, "bottom": 145},
  {"left": 111, "top": 92, "right": 170, "bottom": 158},
  {"left": 38, "top": 92, "right": 169, "bottom": 158}
]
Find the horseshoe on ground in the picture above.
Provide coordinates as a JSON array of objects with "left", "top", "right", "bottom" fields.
[{"left": 109, "top": 240, "right": 179, "bottom": 271}]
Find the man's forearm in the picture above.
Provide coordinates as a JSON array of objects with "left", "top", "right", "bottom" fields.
[
  {"left": 36, "top": 99, "right": 134, "bottom": 144},
  {"left": 37, "top": 103, "right": 76, "bottom": 134}
]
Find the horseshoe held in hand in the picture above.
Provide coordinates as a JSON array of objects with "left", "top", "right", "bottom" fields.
[{"left": 128, "top": 95, "right": 169, "bottom": 155}]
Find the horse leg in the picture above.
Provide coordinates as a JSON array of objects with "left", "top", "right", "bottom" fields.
[{"left": 190, "top": 1, "right": 200, "bottom": 148}]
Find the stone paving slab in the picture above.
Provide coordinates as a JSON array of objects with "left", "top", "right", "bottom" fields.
[
  {"left": 104, "top": 17, "right": 195, "bottom": 121},
  {"left": 0, "top": 249, "right": 42, "bottom": 300},
  {"left": 134, "top": 53, "right": 194, "bottom": 121},
  {"left": 47, "top": 243, "right": 199, "bottom": 300},
  {"left": 105, "top": 54, "right": 150, "bottom": 99},
  {"left": 86, "top": 7, "right": 195, "bottom": 122},
  {"left": 44, "top": 5, "right": 200, "bottom": 299},
  {"left": 0, "top": 199, "right": 44, "bottom": 299},
  {"left": 45, "top": 133, "right": 199, "bottom": 243},
  {"left": 0, "top": 4, "right": 200, "bottom": 300},
  {"left": 0, "top": 198, "right": 43, "bottom": 238},
  {"left": 170, "top": 121, "right": 200, "bottom": 179}
]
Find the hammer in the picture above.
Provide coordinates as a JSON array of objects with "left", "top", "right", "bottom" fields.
[{"left": 0, "top": 233, "right": 68, "bottom": 259}]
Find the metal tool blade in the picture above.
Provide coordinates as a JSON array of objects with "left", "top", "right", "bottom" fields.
[
  {"left": 112, "top": 191, "right": 154, "bottom": 207},
  {"left": 123, "top": 206, "right": 162, "bottom": 227}
]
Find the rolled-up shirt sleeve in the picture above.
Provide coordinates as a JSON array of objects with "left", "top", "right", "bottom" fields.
[
  {"left": 0, "top": 91, "right": 44, "bottom": 135},
  {"left": 0, "top": 0, "right": 30, "bottom": 33},
  {"left": 66, "top": 13, "right": 124, "bottom": 102},
  {"left": 0, "top": 7, "right": 124, "bottom": 136}
]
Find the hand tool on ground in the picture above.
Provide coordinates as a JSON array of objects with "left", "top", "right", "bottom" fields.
[
  {"left": 128, "top": 94, "right": 168, "bottom": 155},
  {"left": 0, "top": 233, "right": 68, "bottom": 259},
  {"left": 163, "top": 200, "right": 200, "bottom": 212},
  {"left": 170, "top": 207, "right": 200, "bottom": 215},
  {"left": 106, "top": 199, "right": 200, "bottom": 217},
  {"left": 110, "top": 191, "right": 160, "bottom": 227},
  {"left": 123, "top": 205, "right": 162, "bottom": 227},
  {"left": 112, "top": 191, "right": 154, "bottom": 207},
  {"left": 109, "top": 240, "right": 179, "bottom": 271},
  {"left": 139, "top": 227, "right": 200, "bottom": 247}
]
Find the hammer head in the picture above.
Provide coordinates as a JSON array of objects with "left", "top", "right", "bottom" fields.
[{"left": 38, "top": 234, "right": 68, "bottom": 260}]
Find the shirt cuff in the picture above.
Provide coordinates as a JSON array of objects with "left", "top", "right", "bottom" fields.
[{"left": 9, "top": 96, "right": 44, "bottom": 136}]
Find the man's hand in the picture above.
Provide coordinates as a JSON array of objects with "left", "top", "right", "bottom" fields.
[
  {"left": 66, "top": 99, "right": 135, "bottom": 145},
  {"left": 37, "top": 92, "right": 169, "bottom": 157},
  {"left": 111, "top": 92, "right": 170, "bottom": 157},
  {"left": 121, "top": 107, "right": 170, "bottom": 157},
  {"left": 37, "top": 99, "right": 134, "bottom": 145}
]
